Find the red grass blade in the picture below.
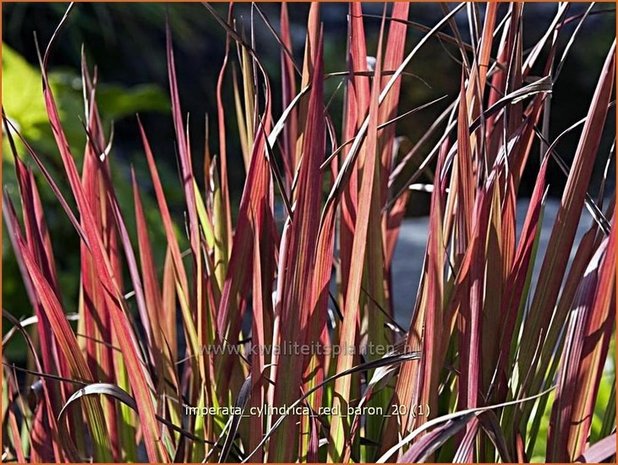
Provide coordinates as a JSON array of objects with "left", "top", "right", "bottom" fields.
[
  {"left": 39, "top": 37, "right": 170, "bottom": 459},
  {"left": 329, "top": 13, "right": 386, "bottom": 461},
  {"left": 548, "top": 214, "right": 616, "bottom": 461},
  {"left": 517, "top": 41, "right": 615, "bottom": 398},
  {"left": 269, "top": 27, "right": 325, "bottom": 463},
  {"left": 280, "top": 2, "right": 298, "bottom": 188},
  {"left": 4, "top": 193, "right": 112, "bottom": 461}
]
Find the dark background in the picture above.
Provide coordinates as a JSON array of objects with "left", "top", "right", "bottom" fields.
[{"left": 4, "top": 3, "right": 615, "bottom": 198}]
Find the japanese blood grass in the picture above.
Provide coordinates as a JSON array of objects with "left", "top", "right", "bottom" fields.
[{"left": 2, "top": 2, "right": 616, "bottom": 463}]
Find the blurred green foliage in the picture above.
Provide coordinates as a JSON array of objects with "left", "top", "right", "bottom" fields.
[{"left": 3, "top": 43, "right": 169, "bottom": 155}]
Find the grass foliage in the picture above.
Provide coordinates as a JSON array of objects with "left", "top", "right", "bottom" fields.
[{"left": 2, "top": 2, "right": 616, "bottom": 463}]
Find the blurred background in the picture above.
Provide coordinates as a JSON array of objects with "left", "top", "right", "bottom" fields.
[{"left": 2, "top": 1, "right": 615, "bottom": 351}]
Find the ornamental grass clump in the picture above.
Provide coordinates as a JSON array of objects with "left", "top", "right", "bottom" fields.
[{"left": 2, "top": 2, "right": 616, "bottom": 463}]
